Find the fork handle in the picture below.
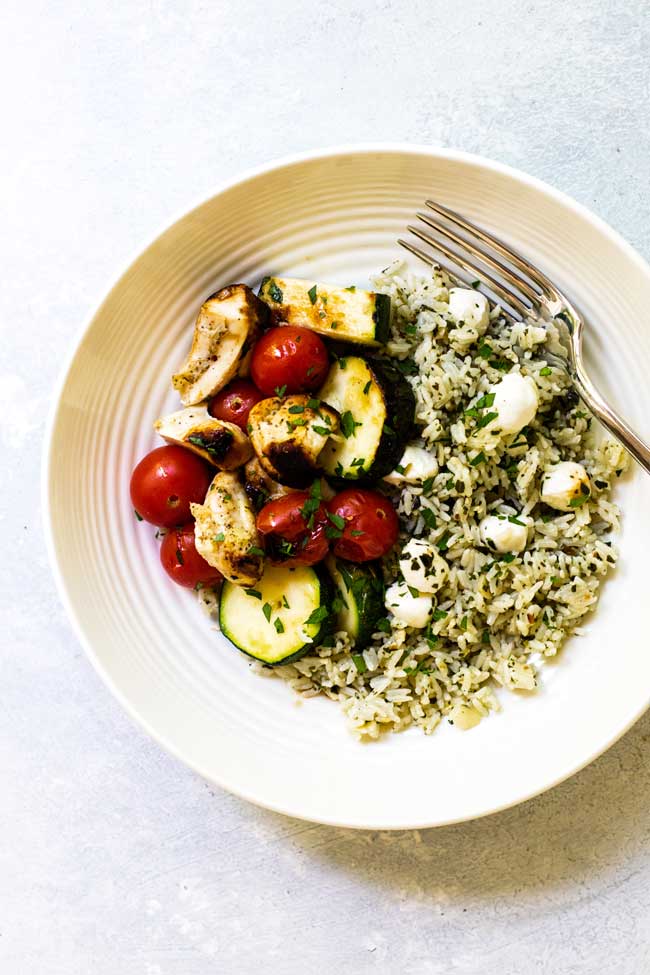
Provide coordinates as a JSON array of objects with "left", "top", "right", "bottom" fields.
[{"left": 573, "top": 361, "right": 650, "bottom": 475}]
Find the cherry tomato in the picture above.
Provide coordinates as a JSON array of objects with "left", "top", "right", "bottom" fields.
[
  {"left": 250, "top": 325, "right": 329, "bottom": 395},
  {"left": 130, "top": 445, "right": 212, "bottom": 527},
  {"left": 160, "top": 524, "right": 223, "bottom": 589},
  {"left": 256, "top": 490, "right": 329, "bottom": 567},
  {"left": 326, "top": 489, "right": 399, "bottom": 561},
  {"left": 208, "top": 379, "right": 265, "bottom": 431}
]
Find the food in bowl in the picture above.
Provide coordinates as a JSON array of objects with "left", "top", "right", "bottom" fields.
[{"left": 129, "top": 264, "right": 628, "bottom": 739}]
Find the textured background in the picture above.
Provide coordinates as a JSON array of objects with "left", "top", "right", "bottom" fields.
[{"left": 3, "top": 1, "right": 650, "bottom": 972}]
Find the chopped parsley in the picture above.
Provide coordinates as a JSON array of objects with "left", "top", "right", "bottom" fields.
[
  {"left": 307, "top": 284, "right": 318, "bottom": 304},
  {"left": 376, "top": 617, "right": 391, "bottom": 632},
  {"left": 407, "top": 585, "right": 420, "bottom": 599},
  {"left": 274, "top": 618, "right": 285, "bottom": 634},
  {"left": 437, "top": 531, "right": 451, "bottom": 551},
  {"left": 352, "top": 654, "right": 367, "bottom": 674},
  {"left": 432, "top": 609, "right": 448, "bottom": 621},
  {"left": 288, "top": 404, "right": 305, "bottom": 414},
  {"left": 476, "top": 411, "right": 499, "bottom": 430},
  {"left": 477, "top": 342, "right": 494, "bottom": 359},
  {"left": 267, "top": 280, "right": 283, "bottom": 303},
  {"left": 307, "top": 398, "right": 321, "bottom": 409},
  {"left": 305, "top": 605, "right": 329, "bottom": 626},
  {"left": 421, "top": 507, "right": 437, "bottom": 530},
  {"left": 274, "top": 384, "right": 287, "bottom": 398},
  {"left": 327, "top": 511, "right": 346, "bottom": 530},
  {"left": 245, "top": 588, "right": 262, "bottom": 600},
  {"left": 363, "top": 380, "right": 372, "bottom": 395},
  {"left": 469, "top": 452, "right": 486, "bottom": 467},
  {"left": 539, "top": 366, "right": 552, "bottom": 376},
  {"left": 134, "top": 509, "right": 143, "bottom": 521},
  {"left": 313, "top": 425, "right": 332, "bottom": 436},
  {"left": 344, "top": 285, "right": 356, "bottom": 292},
  {"left": 213, "top": 532, "right": 225, "bottom": 542},
  {"left": 350, "top": 529, "right": 365, "bottom": 537},
  {"left": 282, "top": 595, "right": 290, "bottom": 609},
  {"left": 422, "top": 476, "right": 435, "bottom": 495},
  {"left": 395, "top": 464, "right": 407, "bottom": 475},
  {"left": 262, "top": 602, "right": 272, "bottom": 622},
  {"left": 175, "top": 548, "right": 184, "bottom": 565},
  {"left": 340, "top": 411, "right": 362, "bottom": 439},
  {"left": 248, "top": 545, "right": 265, "bottom": 557}
]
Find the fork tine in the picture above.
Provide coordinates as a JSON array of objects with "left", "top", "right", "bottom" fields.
[
  {"left": 397, "top": 238, "right": 518, "bottom": 324},
  {"left": 425, "top": 200, "right": 560, "bottom": 299},
  {"left": 416, "top": 211, "right": 543, "bottom": 308},
  {"left": 406, "top": 224, "right": 529, "bottom": 319}
]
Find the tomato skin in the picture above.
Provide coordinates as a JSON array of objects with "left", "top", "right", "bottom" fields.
[
  {"left": 208, "top": 379, "right": 264, "bottom": 431},
  {"left": 250, "top": 325, "right": 329, "bottom": 395},
  {"left": 326, "top": 489, "right": 399, "bottom": 561},
  {"left": 256, "top": 491, "right": 329, "bottom": 567},
  {"left": 130, "top": 445, "right": 212, "bottom": 527},
  {"left": 160, "top": 524, "right": 223, "bottom": 589}
]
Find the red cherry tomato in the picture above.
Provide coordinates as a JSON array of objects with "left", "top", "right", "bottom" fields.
[
  {"left": 160, "top": 524, "right": 224, "bottom": 589},
  {"left": 256, "top": 490, "right": 329, "bottom": 567},
  {"left": 250, "top": 325, "right": 329, "bottom": 395},
  {"left": 326, "top": 489, "right": 399, "bottom": 561},
  {"left": 208, "top": 379, "right": 264, "bottom": 431},
  {"left": 130, "top": 445, "right": 212, "bottom": 527}
]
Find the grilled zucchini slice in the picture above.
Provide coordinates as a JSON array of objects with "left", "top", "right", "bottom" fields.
[
  {"left": 259, "top": 276, "right": 391, "bottom": 345},
  {"left": 219, "top": 564, "right": 334, "bottom": 665},
  {"left": 155, "top": 406, "right": 253, "bottom": 469},
  {"left": 318, "top": 356, "right": 415, "bottom": 481},
  {"left": 191, "top": 471, "right": 263, "bottom": 586},
  {"left": 247, "top": 394, "right": 340, "bottom": 488},
  {"left": 326, "top": 556, "right": 385, "bottom": 650},
  {"left": 172, "top": 284, "right": 268, "bottom": 406}
]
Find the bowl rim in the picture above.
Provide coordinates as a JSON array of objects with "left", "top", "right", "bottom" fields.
[{"left": 41, "top": 143, "right": 650, "bottom": 829}]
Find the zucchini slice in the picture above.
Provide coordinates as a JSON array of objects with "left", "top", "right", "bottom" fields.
[
  {"left": 259, "top": 276, "right": 391, "bottom": 346},
  {"left": 318, "top": 356, "right": 416, "bottom": 481},
  {"left": 219, "top": 565, "right": 334, "bottom": 665},
  {"left": 326, "top": 556, "right": 385, "bottom": 650}
]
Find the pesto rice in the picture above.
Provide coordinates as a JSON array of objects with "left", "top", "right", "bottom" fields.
[{"left": 249, "top": 262, "right": 628, "bottom": 738}]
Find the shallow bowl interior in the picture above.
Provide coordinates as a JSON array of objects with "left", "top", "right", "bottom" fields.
[{"left": 44, "top": 145, "right": 650, "bottom": 828}]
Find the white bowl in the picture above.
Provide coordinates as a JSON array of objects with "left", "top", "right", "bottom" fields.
[{"left": 43, "top": 145, "right": 650, "bottom": 829}]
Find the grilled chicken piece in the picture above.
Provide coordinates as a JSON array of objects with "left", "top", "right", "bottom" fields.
[
  {"left": 244, "top": 457, "right": 295, "bottom": 511},
  {"left": 172, "top": 285, "right": 268, "bottom": 407},
  {"left": 191, "top": 471, "right": 263, "bottom": 586},
  {"left": 247, "top": 395, "right": 340, "bottom": 488},
  {"left": 154, "top": 406, "right": 253, "bottom": 469}
]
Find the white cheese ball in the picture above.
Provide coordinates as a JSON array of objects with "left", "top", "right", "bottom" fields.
[
  {"left": 383, "top": 445, "right": 438, "bottom": 486},
  {"left": 448, "top": 287, "right": 490, "bottom": 331},
  {"left": 399, "top": 538, "right": 449, "bottom": 594},
  {"left": 490, "top": 373, "right": 539, "bottom": 434},
  {"left": 540, "top": 461, "right": 591, "bottom": 511},
  {"left": 385, "top": 582, "right": 433, "bottom": 629},
  {"left": 480, "top": 515, "right": 528, "bottom": 554}
]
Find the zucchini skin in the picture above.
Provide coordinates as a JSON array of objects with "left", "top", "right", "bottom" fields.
[
  {"left": 372, "top": 293, "right": 392, "bottom": 344},
  {"left": 365, "top": 357, "right": 416, "bottom": 479},
  {"left": 327, "top": 557, "right": 385, "bottom": 650}
]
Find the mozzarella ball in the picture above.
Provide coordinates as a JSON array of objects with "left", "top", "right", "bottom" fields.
[
  {"left": 480, "top": 515, "right": 528, "bottom": 554},
  {"left": 448, "top": 288, "right": 490, "bottom": 331},
  {"left": 540, "top": 461, "right": 591, "bottom": 511},
  {"left": 385, "top": 582, "right": 433, "bottom": 628},
  {"left": 383, "top": 445, "right": 438, "bottom": 486},
  {"left": 490, "top": 373, "right": 538, "bottom": 434},
  {"left": 399, "top": 538, "right": 449, "bottom": 593}
]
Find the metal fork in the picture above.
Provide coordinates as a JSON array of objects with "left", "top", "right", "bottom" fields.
[{"left": 399, "top": 201, "right": 650, "bottom": 475}]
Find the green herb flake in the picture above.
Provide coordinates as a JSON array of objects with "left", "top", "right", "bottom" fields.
[
  {"left": 340, "top": 411, "right": 362, "bottom": 439},
  {"left": 262, "top": 602, "right": 272, "bottom": 622},
  {"left": 437, "top": 531, "right": 451, "bottom": 552},
  {"left": 245, "top": 588, "right": 262, "bottom": 600},
  {"left": 421, "top": 507, "right": 438, "bottom": 530},
  {"left": 422, "top": 477, "right": 435, "bottom": 495},
  {"left": 307, "top": 284, "right": 318, "bottom": 304},
  {"left": 307, "top": 398, "right": 321, "bottom": 409},
  {"left": 469, "top": 452, "right": 486, "bottom": 467},
  {"left": 350, "top": 529, "right": 365, "bottom": 537},
  {"left": 134, "top": 509, "right": 143, "bottom": 521},
  {"left": 363, "top": 380, "right": 372, "bottom": 395},
  {"left": 305, "top": 605, "right": 329, "bottom": 626},
  {"left": 395, "top": 463, "right": 407, "bottom": 475},
  {"left": 376, "top": 617, "right": 391, "bottom": 632},
  {"left": 274, "top": 617, "right": 285, "bottom": 634},
  {"left": 471, "top": 280, "right": 481, "bottom": 288},
  {"left": 501, "top": 553, "right": 516, "bottom": 563},
  {"left": 569, "top": 493, "right": 589, "bottom": 508},
  {"left": 352, "top": 653, "right": 367, "bottom": 674},
  {"left": 327, "top": 511, "right": 346, "bottom": 530},
  {"left": 476, "top": 411, "right": 499, "bottom": 430},
  {"left": 248, "top": 545, "right": 265, "bottom": 557},
  {"left": 214, "top": 532, "right": 225, "bottom": 542},
  {"left": 475, "top": 392, "right": 496, "bottom": 410},
  {"left": 345, "top": 285, "right": 356, "bottom": 292},
  {"left": 407, "top": 585, "right": 420, "bottom": 599},
  {"left": 477, "top": 342, "right": 494, "bottom": 360},
  {"left": 539, "top": 366, "right": 552, "bottom": 376},
  {"left": 288, "top": 404, "right": 305, "bottom": 414},
  {"left": 267, "top": 280, "right": 283, "bottom": 303},
  {"left": 175, "top": 548, "right": 184, "bottom": 566},
  {"left": 508, "top": 515, "right": 526, "bottom": 526},
  {"left": 432, "top": 609, "right": 448, "bottom": 621},
  {"left": 330, "top": 321, "right": 340, "bottom": 330},
  {"left": 274, "top": 384, "right": 287, "bottom": 398},
  {"left": 313, "top": 425, "right": 332, "bottom": 436},
  {"left": 460, "top": 615, "right": 468, "bottom": 630},
  {"left": 194, "top": 582, "right": 204, "bottom": 591},
  {"left": 482, "top": 629, "right": 491, "bottom": 644},
  {"left": 325, "top": 526, "right": 343, "bottom": 539}
]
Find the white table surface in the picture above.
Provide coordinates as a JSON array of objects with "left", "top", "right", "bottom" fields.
[{"left": 4, "top": 1, "right": 650, "bottom": 971}]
